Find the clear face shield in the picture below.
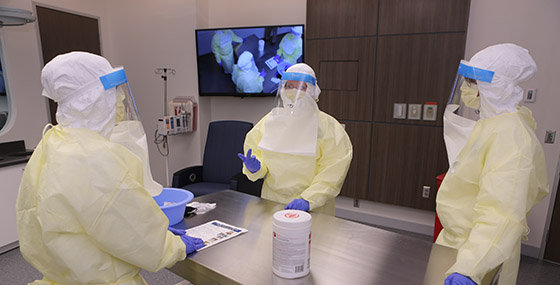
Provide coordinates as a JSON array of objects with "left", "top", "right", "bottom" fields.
[
  {"left": 447, "top": 60, "right": 495, "bottom": 121},
  {"left": 274, "top": 72, "right": 319, "bottom": 115},
  {"left": 100, "top": 68, "right": 163, "bottom": 196},
  {"left": 444, "top": 61, "right": 495, "bottom": 168},
  {"left": 257, "top": 71, "right": 320, "bottom": 157}
]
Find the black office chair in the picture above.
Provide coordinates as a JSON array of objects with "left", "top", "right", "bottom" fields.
[
  {"left": 172, "top": 120, "right": 263, "bottom": 197},
  {"left": 0, "top": 112, "right": 7, "bottom": 130}
]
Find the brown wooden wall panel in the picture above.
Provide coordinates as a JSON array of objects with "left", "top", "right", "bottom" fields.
[
  {"left": 340, "top": 121, "right": 371, "bottom": 200},
  {"left": 368, "top": 123, "right": 448, "bottom": 211},
  {"left": 306, "top": 0, "right": 378, "bottom": 39},
  {"left": 36, "top": 6, "right": 101, "bottom": 124},
  {"left": 378, "top": 0, "right": 470, "bottom": 35},
  {"left": 307, "top": 38, "right": 376, "bottom": 121},
  {"left": 374, "top": 33, "right": 466, "bottom": 126},
  {"left": 319, "top": 61, "right": 359, "bottom": 91},
  {"left": 37, "top": 6, "right": 101, "bottom": 64}
]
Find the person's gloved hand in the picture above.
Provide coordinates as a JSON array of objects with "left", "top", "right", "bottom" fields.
[
  {"left": 218, "top": 61, "right": 222, "bottom": 66},
  {"left": 285, "top": 199, "right": 310, "bottom": 211},
  {"left": 273, "top": 55, "right": 282, "bottom": 63},
  {"left": 237, "top": 149, "right": 261, "bottom": 173},
  {"left": 444, "top": 273, "right": 476, "bottom": 285},
  {"left": 181, "top": 235, "right": 205, "bottom": 254},
  {"left": 242, "top": 37, "right": 246, "bottom": 42},
  {"left": 259, "top": 69, "right": 267, "bottom": 77},
  {"left": 168, "top": 226, "right": 186, "bottom": 236}
]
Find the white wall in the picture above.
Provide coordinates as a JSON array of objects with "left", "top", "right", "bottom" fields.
[
  {"left": 102, "top": 0, "right": 201, "bottom": 187},
  {"left": 465, "top": 0, "right": 560, "bottom": 255}
]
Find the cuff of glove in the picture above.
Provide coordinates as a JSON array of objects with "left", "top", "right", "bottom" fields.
[{"left": 244, "top": 164, "right": 267, "bottom": 181}]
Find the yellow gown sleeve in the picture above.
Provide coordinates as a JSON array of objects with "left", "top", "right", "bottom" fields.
[
  {"left": 276, "top": 35, "right": 287, "bottom": 56},
  {"left": 300, "top": 114, "right": 353, "bottom": 210},
  {"left": 83, "top": 148, "right": 186, "bottom": 272},
  {"left": 211, "top": 34, "right": 221, "bottom": 63},
  {"left": 229, "top": 30, "right": 243, "bottom": 43},
  {"left": 242, "top": 115, "right": 269, "bottom": 181}
]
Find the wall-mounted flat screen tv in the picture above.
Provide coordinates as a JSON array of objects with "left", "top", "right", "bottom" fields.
[{"left": 195, "top": 24, "right": 304, "bottom": 97}]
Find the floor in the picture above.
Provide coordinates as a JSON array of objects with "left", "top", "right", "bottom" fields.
[
  {"left": 374, "top": 225, "right": 560, "bottom": 285},
  {"left": 2, "top": 229, "right": 559, "bottom": 285},
  {"left": 0, "top": 247, "right": 190, "bottom": 285}
]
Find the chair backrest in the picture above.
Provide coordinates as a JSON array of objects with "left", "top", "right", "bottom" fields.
[{"left": 202, "top": 120, "right": 253, "bottom": 183}]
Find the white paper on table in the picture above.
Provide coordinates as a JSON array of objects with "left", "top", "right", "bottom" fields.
[
  {"left": 186, "top": 220, "right": 248, "bottom": 250},
  {"left": 265, "top": 57, "right": 278, "bottom": 69}
]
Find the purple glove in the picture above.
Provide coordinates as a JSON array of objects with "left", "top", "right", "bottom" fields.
[
  {"left": 273, "top": 55, "right": 282, "bottom": 63},
  {"left": 237, "top": 149, "right": 261, "bottom": 173},
  {"left": 168, "top": 226, "right": 186, "bottom": 236},
  {"left": 259, "top": 68, "right": 267, "bottom": 77},
  {"left": 285, "top": 199, "right": 310, "bottom": 211},
  {"left": 445, "top": 273, "right": 476, "bottom": 285},
  {"left": 181, "top": 235, "right": 205, "bottom": 254}
]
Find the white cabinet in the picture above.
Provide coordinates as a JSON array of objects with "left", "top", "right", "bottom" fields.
[{"left": 0, "top": 163, "right": 25, "bottom": 252}]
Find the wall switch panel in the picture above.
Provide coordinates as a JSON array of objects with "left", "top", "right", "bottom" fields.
[
  {"left": 422, "top": 186, "right": 430, "bottom": 198},
  {"left": 423, "top": 103, "right": 437, "bottom": 121},
  {"left": 545, "top": 130, "right": 556, "bottom": 144},
  {"left": 408, "top": 104, "right": 422, "bottom": 120},
  {"left": 524, "top": 88, "right": 537, "bottom": 103},
  {"left": 393, "top": 103, "right": 407, "bottom": 119}
]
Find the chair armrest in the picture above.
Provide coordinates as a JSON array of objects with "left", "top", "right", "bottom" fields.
[
  {"left": 231, "top": 173, "right": 263, "bottom": 197},
  {"left": 172, "top": 165, "right": 203, "bottom": 188}
]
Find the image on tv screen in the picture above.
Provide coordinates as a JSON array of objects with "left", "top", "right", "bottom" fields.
[{"left": 195, "top": 24, "right": 304, "bottom": 97}]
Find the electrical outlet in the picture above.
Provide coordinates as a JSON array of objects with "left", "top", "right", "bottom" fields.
[
  {"left": 422, "top": 186, "right": 430, "bottom": 198},
  {"left": 408, "top": 104, "right": 422, "bottom": 120},
  {"left": 353, "top": 199, "right": 360, "bottom": 208}
]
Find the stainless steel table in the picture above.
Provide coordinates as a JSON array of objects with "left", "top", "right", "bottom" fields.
[{"left": 169, "top": 190, "right": 438, "bottom": 284}]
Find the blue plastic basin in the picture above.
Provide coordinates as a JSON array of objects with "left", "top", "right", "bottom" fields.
[{"left": 153, "top": 188, "right": 194, "bottom": 225}]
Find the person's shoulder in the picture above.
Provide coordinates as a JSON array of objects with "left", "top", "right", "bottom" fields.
[
  {"left": 253, "top": 112, "right": 271, "bottom": 128},
  {"left": 319, "top": 111, "right": 343, "bottom": 127}
]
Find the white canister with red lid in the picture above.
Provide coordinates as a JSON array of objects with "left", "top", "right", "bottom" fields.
[{"left": 272, "top": 210, "right": 312, "bottom": 279}]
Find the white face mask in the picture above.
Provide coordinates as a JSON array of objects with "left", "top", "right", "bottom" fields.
[
  {"left": 460, "top": 81, "right": 480, "bottom": 109},
  {"left": 281, "top": 89, "right": 305, "bottom": 107},
  {"left": 110, "top": 120, "right": 163, "bottom": 196}
]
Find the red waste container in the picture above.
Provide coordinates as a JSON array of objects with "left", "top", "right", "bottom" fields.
[{"left": 433, "top": 173, "right": 447, "bottom": 242}]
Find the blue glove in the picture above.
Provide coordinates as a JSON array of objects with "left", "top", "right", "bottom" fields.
[
  {"left": 285, "top": 199, "right": 310, "bottom": 211},
  {"left": 168, "top": 226, "right": 186, "bottom": 236},
  {"left": 181, "top": 235, "right": 205, "bottom": 254},
  {"left": 242, "top": 37, "right": 246, "bottom": 42},
  {"left": 445, "top": 273, "right": 476, "bottom": 285},
  {"left": 237, "top": 149, "right": 261, "bottom": 173},
  {"left": 273, "top": 55, "right": 282, "bottom": 63},
  {"left": 259, "top": 68, "right": 266, "bottom": 77},
  {"left": 218, "top": 61, "right": 222, "bottom": 66}
]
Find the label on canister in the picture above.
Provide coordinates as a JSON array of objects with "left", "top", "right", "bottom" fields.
[{"left": 272, "top": 210, "right": 312, "bottom": 279}]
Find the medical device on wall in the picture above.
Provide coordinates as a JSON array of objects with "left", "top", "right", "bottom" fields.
[{"left": 157, "top": 96, "right": 197, "bottom": 136}]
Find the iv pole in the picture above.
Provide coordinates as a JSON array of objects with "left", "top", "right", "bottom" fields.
[{"left": 155, "top": 68, "right": 176, "bottom": 186}]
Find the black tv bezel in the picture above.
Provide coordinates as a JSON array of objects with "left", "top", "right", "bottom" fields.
[{"left": 195, "top": 24, "right": 305, "bottom": 98}]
